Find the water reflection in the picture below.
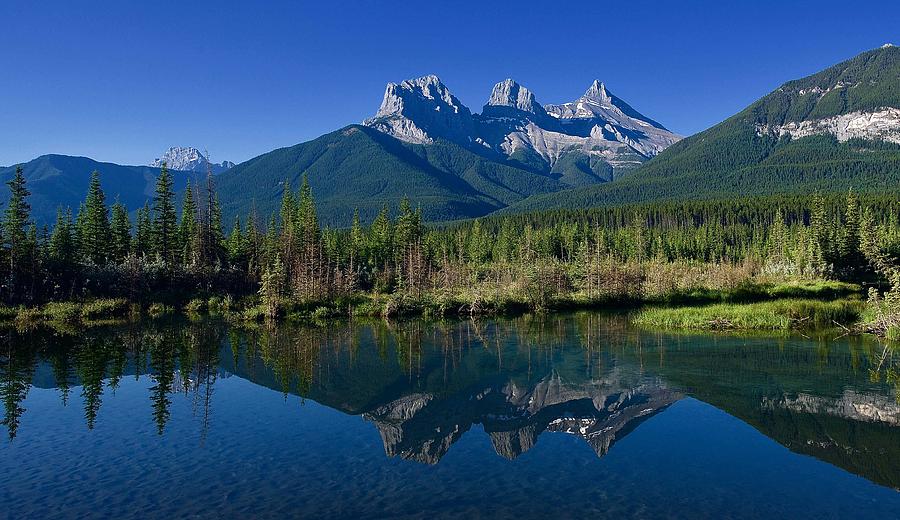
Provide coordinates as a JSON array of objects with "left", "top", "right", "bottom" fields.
[{"left": 2, "top": 314, "right": 899, "bottom": 489}]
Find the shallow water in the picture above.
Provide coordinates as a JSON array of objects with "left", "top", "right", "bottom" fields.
[{"left": 1, "top": 314, "right": 899, "bottom": 519}]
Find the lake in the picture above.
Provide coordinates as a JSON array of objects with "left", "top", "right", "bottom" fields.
[{"left": 1, "top": 313, "right": 899, "bottom": 519}]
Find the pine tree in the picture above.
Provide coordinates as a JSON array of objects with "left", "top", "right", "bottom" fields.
[
  {"left": 629, "top": 212, "right": 647, "bottom": 263},
  {"left": 3, "top": 166, "right": 31, "bottom": 299},
  {"left": 110, "top": 201, "right": 132, "bottom": 263},
  {"left": 467, "top": 219, "right": 490, "bottom": 264},
  {"left": 152, "top": 163, "right": 178, "bottom": 264},
  {"left": 178, "top": 184, "right": 198, "bottom": 266},
  {"left": 209, "top": 195, "right": 225, "bottom": 265},
  {"left": 259, "top": 256, "right": 285, "bottom": 320},
  {"left": 49, "top": 208, "right": 76, "bottom": 266},
  {"left": 134, "top": 202, "right": 153, "bottom": 257},
  {"left": 370, "top": 204, "right": 392, "bottom": 268},
  {"left": 349, "top": 208, "right": 365, "bottom": 265},
  {"left": 296, "top": 174, "right": 319, "bottom": 247},
  {"left": 279, "top": 180, "right": 297, "bottom": 272},
  {"left": 245, "top": 204, "right": 262, "bottom": 277},
  {"left": 226, "top": 217, "right": 246, "bottom": 268},
  {"left": 80, "top": 171, "right": 111, "bottom": 265},
  {"left": 839, "top": 188, "right": 863, "bottom": 276},
  {"left": 808, "top": 192, "right": 829, "bottom": 274}
]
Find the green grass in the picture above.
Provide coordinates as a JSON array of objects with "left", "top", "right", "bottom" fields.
[
  {"left": 766, "top": 280, "right": 861, "bottom": 299},
  {"left": 633, "top": 298, "right": 864, "bottom": 331}
]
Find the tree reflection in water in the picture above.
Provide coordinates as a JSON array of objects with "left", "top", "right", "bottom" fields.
[{"left": 0, "top": 314, "right": 898, "bottom": 488}]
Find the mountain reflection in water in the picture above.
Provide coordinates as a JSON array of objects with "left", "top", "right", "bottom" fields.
[{"left": 2, "top": 313, "right": 899, "bottom": 490}]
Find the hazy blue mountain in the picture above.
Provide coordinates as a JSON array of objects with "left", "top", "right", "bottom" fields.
[{"left": 0, "top": 155, "right": 201, "bottom": 224}]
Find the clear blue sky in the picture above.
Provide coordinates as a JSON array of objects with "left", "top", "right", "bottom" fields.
[{"left": 1, "top": 0, "right": 897, "bottom": 167}]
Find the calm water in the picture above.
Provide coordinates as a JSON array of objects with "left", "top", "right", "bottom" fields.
[{"left": 1, "top": 313, "right": 899, "bottom": 519}]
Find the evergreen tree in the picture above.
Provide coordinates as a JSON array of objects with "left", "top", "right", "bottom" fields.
[
  {"left": 370, "top": 204, "right": 392, "bottom": 267},
  {"left": 49, "top": 208, "right": 76, "bottom": 266},
  {"left": 151, "top": 163, "right": 178, "bottom": 264},
  {"left": 179, "top": 184, "right": 198, "bottom": 266},
  {"left": 208, "top": 195, "right": 225, "bottom": 265},
  {"left": 296, "top": 174, "right": 319, "bottom": 247},
  {"left": 134, "top": 202, "right": 153, "bottom": 257},
  {"left": 259, "top": 256, "right": 285, "bottom": 319},
  {"left": 839, "top": 188, "right": 863, "bottom": 276},
  {"left": 226, "top": 218, "right": 246, "bottom": 268},
  {"left": 3, "top": 166, "right": 31, "bottom": 299},
  {"left": 394, "top": 197, "right": 419, "bottom": 258},
  {"left": 80, "top": 171, "right": 111, "bottom": 264},
  {"left": 279, "top": 180, "right": 297, "bottom": 270},
  {"left": 349, "top": 208, "right": 365, "bottom": 264},
  {"left": 110, "top": 201, "right": 132, "bottom": 263}
]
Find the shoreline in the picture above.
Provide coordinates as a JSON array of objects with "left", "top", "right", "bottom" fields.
[{"left": 1, "top": 279, "right": 890, "bottom": 338}]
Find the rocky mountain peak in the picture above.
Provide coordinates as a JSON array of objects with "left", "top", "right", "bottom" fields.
[
  {"left": 374, "top": 74, "right": 470, "bottom": 119},
  {"left": 582, "top": 79, "right": 612, "bottom": 102},
  {"left": 485, "top": 79, "right": 544, "bottom": 115},
  {"left": 150, "top": 146, "right": 234, "bottom": 174},
  {"left": 364, "top": 73, "right": 680, "bottom": 168},
  {"left": 365, "top": 75, "right": 475, "bottom": 144}
]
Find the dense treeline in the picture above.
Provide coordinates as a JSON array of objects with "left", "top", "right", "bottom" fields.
[{"left": 1, "top": 162, "right": 899, "bottom": 323}]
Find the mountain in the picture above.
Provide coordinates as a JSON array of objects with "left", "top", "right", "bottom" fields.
[
  {"left": 216, "top": 75, "right": 679, "bottom": 225},
  {"left": 503, "top": 45, "right": 900, "bottom": 213},
  {"left": 363, "top": 75, "right": 477, "bottom": 145},
  {"left": 0, "top": 155, "right": 201, "bottom": 224},
  {"left": 365, "top": 75, "right": 681, "bottom": 182},
  {"left": 215, "top": 125, "right": 564, "bottom": 226},
  {"left": 150, "top": 146, "right": 234, "bottom": 174}
]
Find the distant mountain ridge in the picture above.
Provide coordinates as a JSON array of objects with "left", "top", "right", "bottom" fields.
[{"left": 0, "top": 155, "right": 201, "bottom": 224}]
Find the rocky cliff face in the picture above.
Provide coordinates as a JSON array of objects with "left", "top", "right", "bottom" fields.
[{"left": 363, "top": 75, "right": 681, "bottom": 183}]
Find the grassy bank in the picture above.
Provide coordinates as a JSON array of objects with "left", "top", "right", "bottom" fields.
[
  {"left": 632, "top": 299, "right": 865, "bottom": 331},
  {"left": 0, "top": 279, "right": 869, "bottom": 333}
]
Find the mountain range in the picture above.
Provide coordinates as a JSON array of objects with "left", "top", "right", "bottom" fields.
[
  {"left": 504, "top": 44, "right": 900, "bottom": 213},
  {"left": 214, "top": 76, "right": 680, "bottom": 225},
  {"left": 3, "top": 45, "right": 899, "bottom": 226}
]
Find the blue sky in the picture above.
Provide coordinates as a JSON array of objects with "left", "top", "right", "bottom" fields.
[{"left": 1, "top": 0, "right": 898, "bottom": 166}]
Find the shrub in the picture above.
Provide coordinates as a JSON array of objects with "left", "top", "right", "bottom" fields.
[
  {"left": 148, "top": 303, "right": 174, "bottom": 318},
  {"left": 185, "top": 298, "right": 207, "bottom": 314},
  {"left": 81, "top": 298, "right": 130, "bottom": 320},
  {"left": 43, "top": 302, "right": 81, "bottom": 323}
]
